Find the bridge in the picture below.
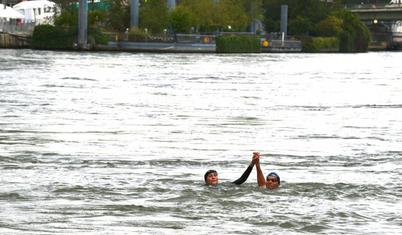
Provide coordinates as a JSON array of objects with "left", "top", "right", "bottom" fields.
[
  {"left": 349, "top": 3, "right": 402, "bottom": 50},
  {"left": 349, "top": 3, "right": 402, "bottom": 21}
]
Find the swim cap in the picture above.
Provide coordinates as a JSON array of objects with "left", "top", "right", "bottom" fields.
[
  {"left": 267, "top": 172, "right": 280, "bottom": 185},
  {"left": 204, "top": 170, "right": 218, "bottom": 182}
]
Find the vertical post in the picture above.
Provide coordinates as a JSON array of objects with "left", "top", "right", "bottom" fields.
[
  {"left": 78, "top": 0, "right": 88, "bottom": 49},
  {"left": 130, "top": 0, "right": 139, "bottom": 30},
  {"left": 280, "top": 5, "right": 288, "bottom": 38},
  {"left": 166, "top": 0, "right": 175, "bottom": 11},
  {"left": 166, "top": 0, "right": 175, "bottom": 33}
]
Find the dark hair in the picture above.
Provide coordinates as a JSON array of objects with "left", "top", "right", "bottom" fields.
[{"left": 204, "top": 170, "right": 217, "bottom": 182}]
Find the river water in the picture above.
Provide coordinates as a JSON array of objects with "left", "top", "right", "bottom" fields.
[{"left": 0, "top": 49, "right": 401, "bottom": 234}]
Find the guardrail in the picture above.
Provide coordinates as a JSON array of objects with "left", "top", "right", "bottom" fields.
[
  {"left": 103, "top": 32, "right": 301, "bottom": 47},
  {"left": 0, "top": 21, "right": 35, "bottom": 34},
  {"left": 103, "top": 32, "right": 176, "bottom": 43}
]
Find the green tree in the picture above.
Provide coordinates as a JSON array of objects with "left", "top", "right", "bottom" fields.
[
  {"left": 52, "top": 0, "right": 78, "bottom": 14},
  {"left": 288, "top": 16, "right": 313, "bottom": 36},
  {"left": 106, "top": 0, "right": 130, "bottom": 32},
  {"left": 262, "top": 0, "right": 285, "bottom": 32},
  {"left": 54, "top": 8, "right": 79, "bottom": 26},
  {"left": 140, "top": 0, "right": 170, "bottom": 33},
  {"left": 88, "top": 10, "right": 107, "bottom": 28},
  {"left": 217, "top": 0, "right": 248, "bottom": 31},
  {"left": 332, "top": 9, "right": 370, "bottom": 52},
  {"left": 237, "top": 0, "right": 264, "bottom": 25},
  {"left": 315, "top": 15, "right": 343, "bottom": 37},
  {"left": 180, "top": 0, "right": 217, "bottom": 32},
  {"left": 179, "top": 0, "right": 249, "bottom": 33},
  {"left": 262, "top": 0, "right": 340, "bottom": 35},
  {"left": 169, "top": 6, "right": 194, "bottom": 33}
]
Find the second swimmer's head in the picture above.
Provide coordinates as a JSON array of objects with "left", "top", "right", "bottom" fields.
[
  {"left": 204, "top": 170, "right": 218, "bottom": 185},
  {"left": 266, "top": 172, "right": 280, "bottom": 189}
]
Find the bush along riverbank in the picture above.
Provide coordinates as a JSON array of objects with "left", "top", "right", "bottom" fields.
[
  {"left": 216, "top": 35, "right": 261, "bottom": 53},
  {"left": 30, "top": 25, "right": 108, "bottom": 50},
  {"left": 302, "top": 37, "right": 339, "bottom": 52},
  {"left": 301, "top": 10, "right": 371, "bottom": 53}
]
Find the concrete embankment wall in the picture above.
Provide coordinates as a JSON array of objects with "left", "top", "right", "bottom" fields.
[{"left": 0, "top": 33, "right": 30, "bottom": 48}]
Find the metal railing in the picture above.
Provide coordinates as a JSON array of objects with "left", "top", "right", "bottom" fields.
[
  {"left": 103, "top": 32, "right": 176, "bottom": 43},
  {"left": 0, "top": 21, "right": 36, "bottom": 34},
  {"left": 346, "top": 3, "right": 390, "bottom": 9},
  {"left": 176, "top": 34, "right": 216, "bottom": 43},
  {"left": 103, "top": 32, "right": 301, "bottom": 48}
]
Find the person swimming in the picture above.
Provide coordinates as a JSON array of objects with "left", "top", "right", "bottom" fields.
[
  {"left": 253, "top": 152, "right": 280, "bottom": 189},
  {"left": 204, "top": 158, "right": 255, "bottom": 186}
]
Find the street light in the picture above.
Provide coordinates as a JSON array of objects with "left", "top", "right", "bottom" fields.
[
  {"left": 374, "top": 19, "right": 378, "bottom": 24},
  {"left": 145, "top": 28, "right": 148, "bottom": 41},
  {"left": 163, "top": 29, "right": 167, "bottom": 41}
]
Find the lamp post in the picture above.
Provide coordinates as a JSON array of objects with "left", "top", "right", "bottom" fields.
[
  {"left": 163, "top": 29, "right": 167, "bottom": 41},
  {"left": 145, "top": 28, "right": 148, "bottom": 42}
]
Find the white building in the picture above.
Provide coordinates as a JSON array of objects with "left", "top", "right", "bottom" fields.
[{"left": 13, "top": 0, "right": 57, "bottom": 24}]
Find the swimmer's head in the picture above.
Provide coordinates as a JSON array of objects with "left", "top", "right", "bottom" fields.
[
  {"left": 266, "top": 172, "right": 280, "bottom": 189},
  {"left": 204, "top": 170, "right": 218, "bottom": 185}
]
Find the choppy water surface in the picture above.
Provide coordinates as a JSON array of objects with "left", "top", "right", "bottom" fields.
[{"left": 1, "top": 49, "right": 401, "bottom": 234}]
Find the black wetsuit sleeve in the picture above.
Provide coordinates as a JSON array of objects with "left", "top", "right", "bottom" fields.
[{"left": 232, "top": 165, "right": 253, "bottom": 185}]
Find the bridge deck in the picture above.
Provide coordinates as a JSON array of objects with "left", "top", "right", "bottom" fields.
[{"left": 350, "top": 4, "right": 402, "bottom": 21}]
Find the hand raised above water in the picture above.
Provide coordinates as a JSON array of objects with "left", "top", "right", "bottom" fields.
[{"left": 252, "top": 152, "right": 260, "bottom": 164}]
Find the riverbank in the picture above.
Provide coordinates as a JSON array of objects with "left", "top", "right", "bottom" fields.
[
  {"left": 0, "top": 32, "right": 30, "bottom": 48},
  {"left": 1, "top": 32, "right": 387, "bottom": 52},
  {"left": 1, "top": 32, "right": 303, "bottom": 52}
]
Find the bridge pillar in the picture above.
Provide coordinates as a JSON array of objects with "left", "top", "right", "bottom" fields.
[
  {"left": 280, "top": 5, "right": 288, "bottom": 37},
  {"left": 130, "top": 0, "right": 139, "bottom": 30},
  {"left": 78, "top": 0, "right": 87, "bottom": 49},
  {"left": 167, "top": 0, "right": 175, "bottom": 11}
]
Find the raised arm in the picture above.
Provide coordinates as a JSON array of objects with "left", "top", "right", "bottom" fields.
[
  {"left": 253, "top": 152, "right": 266, "bottom": 187},
  {"left": 232, "top": 159, "right": 255, "bottom": 185}
]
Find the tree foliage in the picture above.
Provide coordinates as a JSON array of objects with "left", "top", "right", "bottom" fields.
[
  {"left": 106, "top": 0, "right": 130, "bottom": 32},
  {"left": 315, "top": 15, "right": 343, "bottom": 38},
  {"left": 169, "top": 6, "right": 194, "bottom": 33},
  {"left": 332, "top": 10, "right": 371, "bottom": 52},
  {"left": 179, "top": 0, "right": 249, "bottom": 33},
  {"left": 262, "top": 0, "right": 343, "bottom": 35},
  {"left": 217, "top": 0, "right": 248, "bottom": 31},
  {"left": 139, "top": 0, "right": 170, "bottom": 33},
  {"left": 216, "top": 35, "right": 261, "bottom": 53},
  {"left": 54, "top": 8, "right": 78, "bottom": 26},
  {"left": 237, "top": 0, "right": 264, "bottom": 24}
]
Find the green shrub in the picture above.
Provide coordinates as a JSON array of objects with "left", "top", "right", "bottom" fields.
[
  {"left": 333, "top": 10, "right": 371, "bottom": 52},
  {"left": 216, "top": 35, "right": 261, "bottom": 53},
  {"left": 31, "top": 25, "right": 77, "bottom": 50},
  {"left": 302, "top": 37, "right": 339, "bottom": 52},
  {"left": 88, "top": 27, "right": 108, "bottom": 46},
  {"left": 31, "top": 25, "right": 108, "bottom": 50}
]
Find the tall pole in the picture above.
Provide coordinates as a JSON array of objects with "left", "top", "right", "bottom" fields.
[
  {"left": 130, "top": 0, "right": 139, "bottom": 30},
  {"left": 280, "top": 5, "right": 288, "bottom": 37},
  {"left": 78, "top": 0, "right": 88, "bottom": 49},
  {"left": 166, "top": 0, "right": 175, "bottom": 11}
]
